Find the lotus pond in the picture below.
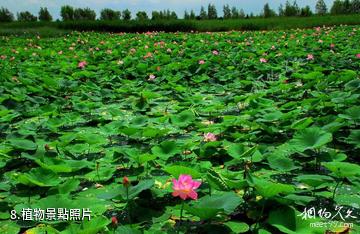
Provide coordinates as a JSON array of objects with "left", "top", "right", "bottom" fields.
[{"left": 0, "top": 26, "right": 360, "bottom": 234}]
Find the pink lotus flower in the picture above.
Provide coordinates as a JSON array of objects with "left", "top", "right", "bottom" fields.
[
  {"left": 172, "top": 174, "right": 201, "bottom": 200},
  {"left": 330, "top": 43, "right": 335, "bottom": 48},
  {"left": 212, "top": 50, "right": 219, "bottom": 55},
  {"left": 356, "top": 54, "right": 360, "bottom": 58},
  {"left": 148, "top": 74, "right": 156, "bottom": 80},
  {"left": 198, "top": 60, "right": 205, "bottom": 65},
  {"left": 307, "top": 54, "right": 314, "bottom": 60},
  {"left": 78, "top": 61, "right": 87, "bottom": 69},
  {"left": 203, "top": 132, "right": 217, "bottom": 142},
  {"left": 260, "top": 58, "right": 267, "bottom": 63}
]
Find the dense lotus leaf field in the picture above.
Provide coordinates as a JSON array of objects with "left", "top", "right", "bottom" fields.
[{"left": 0, "top": 26, "right": 360, "bottom": 234}]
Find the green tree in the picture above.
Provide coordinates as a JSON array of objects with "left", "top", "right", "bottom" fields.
[
  {"left": 351, "top": 0, "right": 360, "bottom": 13},
  {"left": 207, "top": 4, "right": 217, "bottom": 19},
  {"left": 170, "top": 11, "right": 178, "bottom": 19},
  {"left": 284, "top": 1, "right": 300, "bottom": 16},
  {"left": 100, "top": 8, "right": 120, "bottom": 20},
  {"left": 163, "top": 10, "right": 170, "bottom": 19},
  {"left": 263, "top": 3, "right": 276, "bottom": 18},
  {"left": 60, "top": 5, "right": 74, "bottom": 21},
  {"left": 239, "top": 9, "right": 245, "bottom": 18},
  {"left": 152, "top": 11, "right": 161, "bottom": 20},
  {"left": 38, "top": 7, "right": 52, "bottom": 21},
  {"left": 199, "top": 6, "right": 207, "bottom": 20},
  {"left": 331, "top": 0, "right": 345, "bottom": 14},
  {"left": 17, "top": 11, "right": 37, "bottom": 22},
  {"left": 122, "top": 9, "right": 131, "bottom": 20},
  {"left": 300, "top": 5, "right": 313, "bottom": 16},
  {"left": 0, "top": 7, "right": 14, "bottom": 22},
  {"left": 223, "top": 4, "right": 231, "bottom": 19},
  {"left": 343, "top": 0, "right": 351, "bottom": 13},
  {"left": 74, "top": 8, "right": 96, "bottom": 20},
  {"left": 316, "top": 0, "right": 328, "bottom": 15},
  {"left": 278, "top": 4, "right": 285, "bottom": 16},
  {"left": 189, "top": 10, "right": 196, "bottom": 19},
  {"left": 231, "top": 7, "right": 239, "bottom": 18},
  {"left": 184, "top": 10, "right": 190, "bottom": 19},
  {"left": 136, "top": 11, "right": 148, "bottom": 20}
]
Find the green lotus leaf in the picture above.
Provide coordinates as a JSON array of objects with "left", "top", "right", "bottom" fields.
[
  {"left": 63, "top": 215, "right": 110, "bottom": 234},
  {"left": 323, "top": 162, "right": 360, "bottom": 178},
  {"left": 15, "top": 168, "right": 62, "bottom": 187},
  {"left": 151, "top": 141, "right": 180, "bottom": 159},
  {"left": 35, "top": 157, "right": 92, "bottom": 173},
  {"left": 249, "top": 177, "right": 294, "bottom": 198},
  {"left": 339, "top": 106, "right": 360, "bottom": 121},
  {"left": 224, "top": 221, "right": 249, "bottom": 233},
  {"left": 295, "top": 174, "right": 333, "bottom": 187},
  {"left": 186, "top": 192, "right": 243, "bottom": 220},
  {"left": 268, "top": 206, "right": 326, "bottom": 234},
  {"left": 170, "top": 109, "right": 195, "bottom": 128},
  {"left": 8, "top": 138, "right": 37, "bottom": 150},
  {"left": 289, "top": 127, "right": 332, "bottom": 152},
  {"left": 346, "top": 130, "right": 360, "bottom": 148},
  {"left": 267, "top": 155, "right": 298, "bottom": 172},
  {"left": 164, "top": 165, "right": 201, "bottom": 179}
]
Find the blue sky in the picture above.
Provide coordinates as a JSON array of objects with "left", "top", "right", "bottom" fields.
[{"left": 1, "top": 0, "right": 334, "bottom": 19}]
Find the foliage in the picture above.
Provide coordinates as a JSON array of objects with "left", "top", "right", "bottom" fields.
[
  {"left": 331, "top": 0, "right": 360, "bottom": 14},
  {"left": 263, "top": 3, "right": 277, "bottom": 18},
  {"left": 100, "top": 8, "right": 121, "bottom": 21},
  {"left": 223, "top": 4, "right": 231, "bottom": 19},
  {"left": 2, "top": 15, "right": 360, "bottom": 36},
  {"left": 300, "top": 6, "right": 313, "bottom": 17},
  {"left": 207, "top": 4, "right": 218, "bottom": 19},
  {"left": 283, "top": 0, "right": 301, "bottom": 16},
  {"left": 122, "top": 9, "right": 131, "bottom": 20},
  {"left": 199, "top": 6, "right": 207, "bottom": 20},
  {"left": 60, "top": 5, "right": 74, "bottom": 21},
  {"left": 74, "top": 7, "right": 96, "bottom": 21},
  {"left": 17, "top": 11, "right": 37, "bottom": 22},
  {"left": 152, "top": 10, "right": 177, "bottom": 20},
  {"left": 38, "top": 7, "right": 52, "bottom": 22},
  {"left": 136, "top": 11, "right": 148, "bottom": 21},
  {"left": 0, "top": 7, "right": 14, "bottom": 22},
  {"left": 316, "top": 0, "right": 328, "bottom": 15}
]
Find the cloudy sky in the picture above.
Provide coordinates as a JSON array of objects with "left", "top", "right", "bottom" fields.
[{"left": 1, "top": 0, "right": 334, "bottom": 19}]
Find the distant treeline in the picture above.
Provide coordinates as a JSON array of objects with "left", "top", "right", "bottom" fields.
[{"left": 0, "top": 0, "right": 359, "bottom": 23}]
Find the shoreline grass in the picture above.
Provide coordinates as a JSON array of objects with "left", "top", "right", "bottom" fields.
[{"left": 0, "top": 14, "right": 359, "bottom": 37}]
